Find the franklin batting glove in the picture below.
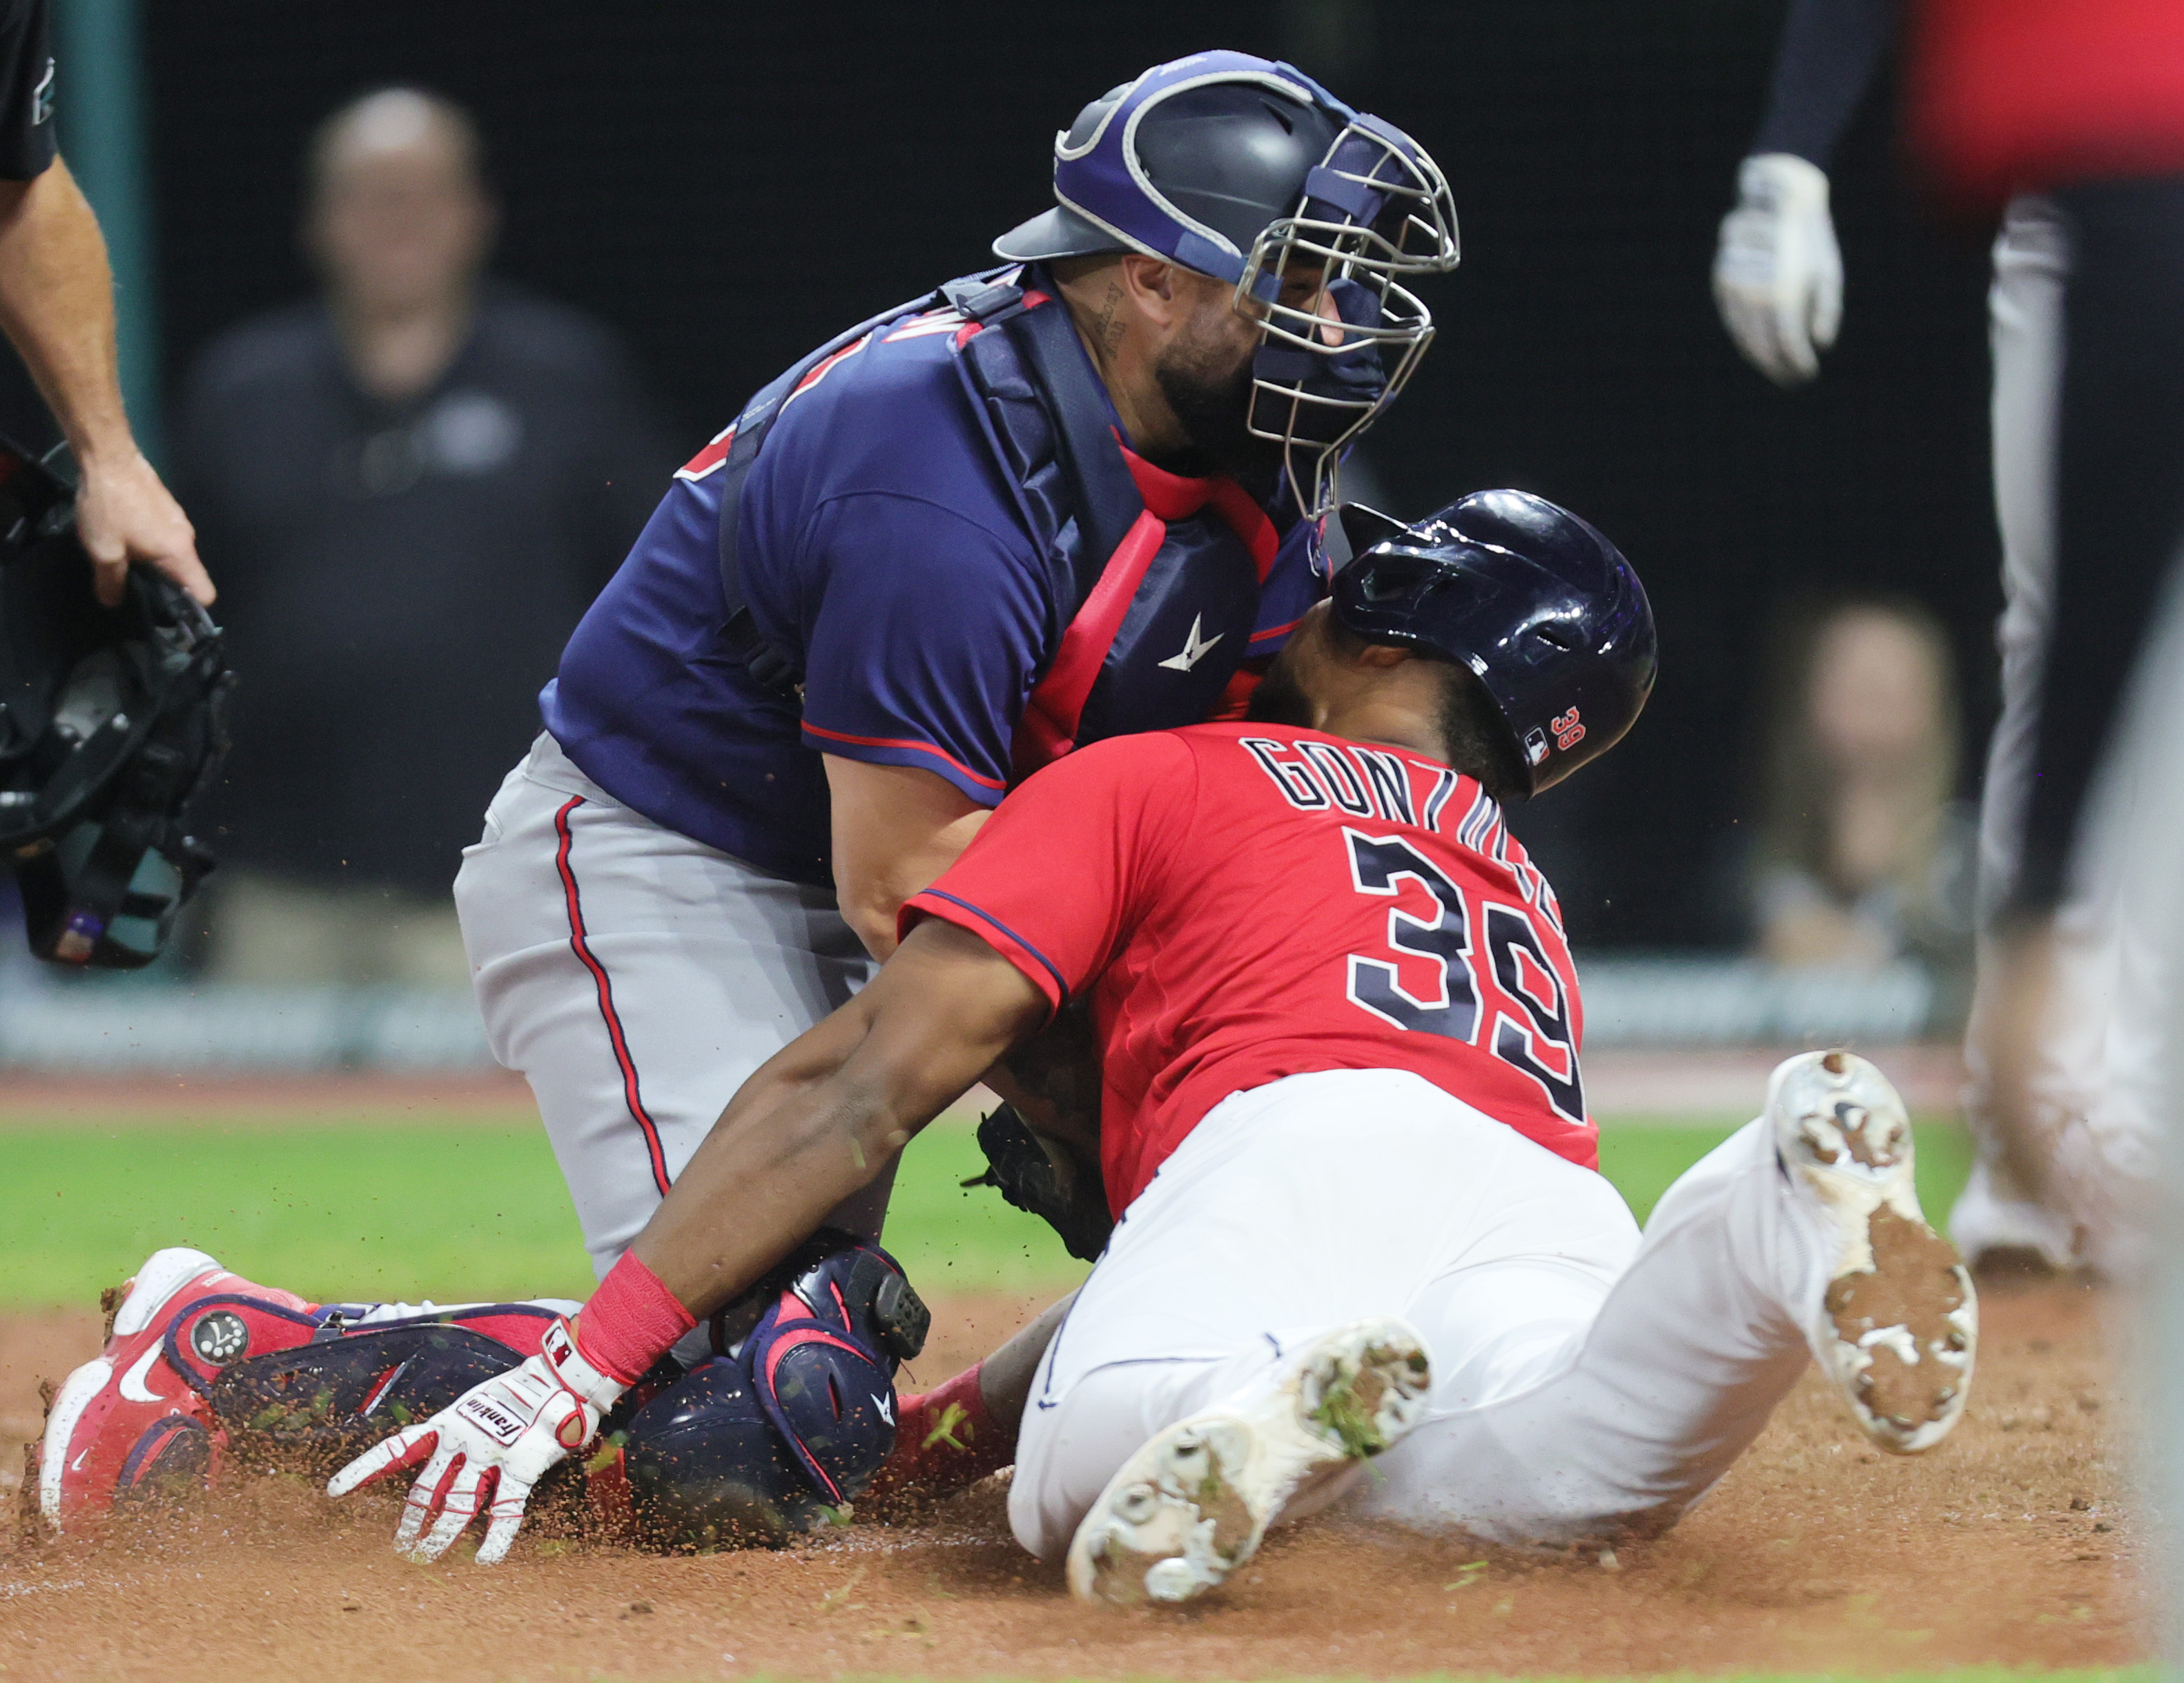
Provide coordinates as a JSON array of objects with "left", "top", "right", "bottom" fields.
[
  {"left": 326, "top": 1317, "right": 625, "bottom": 1564},
  {"left": 1712, "top": 153, "right": 1843, "bottom": 388}
]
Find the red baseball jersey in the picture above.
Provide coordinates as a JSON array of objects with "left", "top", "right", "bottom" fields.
[{"left": 902, "top": 722, "right": 1596, "bottom": 1215}]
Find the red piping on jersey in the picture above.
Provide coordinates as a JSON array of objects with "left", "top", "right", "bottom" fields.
[
  {"left": 1249, "top": 613, "right": 1307, "bottom": 644},
  {"left": 781, "top": 334, "right": 872, "bottom": 410},
  {"left": 676, "top": 424, "right": 737, "bottom": 482},
  {"left": 800, "top": 722, "right": 1008, "bottom": 792},
  {"left": 553, "top": 797, "right": 672, "bottom": 1197}
]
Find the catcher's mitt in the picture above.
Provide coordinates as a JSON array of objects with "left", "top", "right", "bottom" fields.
[{"left": 963, "top": 1102, "right": 1113, "bottom": 1263}]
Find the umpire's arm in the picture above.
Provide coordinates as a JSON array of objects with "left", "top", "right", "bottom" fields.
[{"left": 621, "top": 917, "right": 1047, "bottom": 1319}]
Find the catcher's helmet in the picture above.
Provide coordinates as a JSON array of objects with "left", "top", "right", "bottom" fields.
[
  {"left": 994, "top": 50, "right": 1459, "bottom": 519},
  {"left": 0, "top": 439, "right": 231, "bottom": 965},
  {"left": 1332, "top": 491, "right": 1657, "bottom": 797}
]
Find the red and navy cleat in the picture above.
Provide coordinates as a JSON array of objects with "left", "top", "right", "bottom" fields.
[{"left": 33, "top": 1247, "right": 324, "bottom": 1533}]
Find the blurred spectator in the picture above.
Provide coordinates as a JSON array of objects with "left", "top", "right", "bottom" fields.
[
  {"left": 173, "top": 88, "right": 672, "bottom": 986},
  {"left": 1751, "top": 596, "right": 1974, "bottom": 990}
]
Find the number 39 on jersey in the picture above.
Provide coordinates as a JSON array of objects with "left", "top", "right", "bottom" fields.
[{"left": 1339, "top": 825, "right": 1584, "bottom": 1125}]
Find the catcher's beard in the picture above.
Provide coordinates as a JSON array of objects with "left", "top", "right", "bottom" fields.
[{"left": 1153, "top": 334, "right": 1283, "bottom": 487}]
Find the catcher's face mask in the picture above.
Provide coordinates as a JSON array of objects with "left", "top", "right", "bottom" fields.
[
  {"left": 0, "top": 440, "right": 231, "bottom": 967},
  {"left": 1238, "top": 113, "right": 1459, "bottom": 521},
  {"left": 992, "top": 52, "right": 1459, "bottom": 521}
]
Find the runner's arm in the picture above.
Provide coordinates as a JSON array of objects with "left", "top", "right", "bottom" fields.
[{"left": 626, "top": 917, "right": 1045, "bottom": 1316}]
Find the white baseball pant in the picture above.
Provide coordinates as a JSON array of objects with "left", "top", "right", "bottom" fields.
[
  {"left": 454, "top": 732, "right": 881, "bottom": 1290},
  {"left": 1011, "top": 1068, "right": 1830, "bottom": 1559},
  {"left": 1956, "top": 195, "right": 2166, "bottom": 1278}
]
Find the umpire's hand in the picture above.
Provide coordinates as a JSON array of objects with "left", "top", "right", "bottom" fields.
[
  {"left": 328, "top": 1319, "right": 625, "bottom": 1564},
  {"left": 76, "top": 448, "right": 214, "bottom": 607},
  {"left": 1713, "top": 152, "right": 1843, "bottom": 387}
]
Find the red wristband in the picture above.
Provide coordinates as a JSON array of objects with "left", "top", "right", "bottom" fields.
[{"left": 574, "top": 1250, "right": 698, "bottom": 1385}]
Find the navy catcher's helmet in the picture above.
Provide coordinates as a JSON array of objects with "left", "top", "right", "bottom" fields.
[
  {"left": 1333, "top": 491, "right": 1657, "bottom": 797},
  {"left": 995, "top": 51, "right": 1459, "bottom": 519},
  {"left": 0, "top": 438, "right": 231, "bottom": 965}
]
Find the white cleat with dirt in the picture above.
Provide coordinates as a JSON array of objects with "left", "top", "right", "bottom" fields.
[
  {"left": 1769, "top": 1049, "right": 1977, "bottom": 1454},
  {"left": 1066, "top": 1316, "right": 1432, "bottom": 1607}
]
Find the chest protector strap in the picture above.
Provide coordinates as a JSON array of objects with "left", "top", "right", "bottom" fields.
[
  {"left": 952, "top": 283, "right": 1276, "bottom": 774},
  {"left": 1013, "top": 440, "right": 1278, "bottom": 772},
  {"left": 712, "top": 286, "right": 963, "bottom": 697},
  {"left": 714, "top": 271, "right": 1277, "bottom": 766}
]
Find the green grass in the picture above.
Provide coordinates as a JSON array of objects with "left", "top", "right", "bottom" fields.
[
  {"left": 1600, "top": 1118, "right": 1973, "bottom": 1225},
  {"left": 0, "top": 1109, "right": 1086, "bottom": 1310},
  {"left": 0, "top": 1111, "right": 1976, "bottom": 1312}
]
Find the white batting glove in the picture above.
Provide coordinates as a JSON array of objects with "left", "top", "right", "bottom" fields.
[
  {"left": 1712, "top": 153, "right": 1843, "bottom": 387},
  {"left": 326, "top": 1319, "right": 625, "bottom": 1564}
]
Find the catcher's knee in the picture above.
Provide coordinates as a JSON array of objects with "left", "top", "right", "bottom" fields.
[{"left": 611, "top": 1229, "right": 929, "bottom": 1549}]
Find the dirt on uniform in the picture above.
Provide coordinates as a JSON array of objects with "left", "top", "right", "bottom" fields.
[{"left": 0, "top": 1279, "right": 2148, "bottom": 1682}]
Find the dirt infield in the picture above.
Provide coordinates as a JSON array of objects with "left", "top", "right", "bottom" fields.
[
  {"left": 0, "top": 1042, "right": 1974, "bottom": 1127},
  {"left": 0, "top": 1279, "right": 2147, "bottom": 1682}
]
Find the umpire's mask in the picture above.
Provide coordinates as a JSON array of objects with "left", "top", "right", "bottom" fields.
[{"left": 0, "top": 440, "right": 231, "bottom": 966}]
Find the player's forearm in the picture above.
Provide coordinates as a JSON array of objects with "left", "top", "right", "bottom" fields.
[
  {"left": 630, "top": 922, "right": 1045, "bottom": 1317},
  {"left": 0, "top": 161, "right": 137, "bottom": 466},
  {"left": 1749, "top": 0, "right": 1896, "bottom": 170},
  {"left": 635, "top": 1078, "right": 911, "bottom": 1315}
]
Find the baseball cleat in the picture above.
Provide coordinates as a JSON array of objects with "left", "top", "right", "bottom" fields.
[
  {"left": 1066, "top": 1316, "right": 1431, "bottom": 1607},
  {"left": 1769, "top": 1050, "right": 1977, "bottom": 1455},
  {"left": 34, "top": 1247, "right": 322, "bottom": 1533}
]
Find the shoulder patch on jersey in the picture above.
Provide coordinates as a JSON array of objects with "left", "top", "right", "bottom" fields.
[{"left": 676, "top": 423, "right": 737, "bottom": 482}]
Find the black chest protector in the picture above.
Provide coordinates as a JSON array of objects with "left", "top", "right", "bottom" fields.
[{"left": 712, "top": 268, "right": 1294, "bottom": 781}]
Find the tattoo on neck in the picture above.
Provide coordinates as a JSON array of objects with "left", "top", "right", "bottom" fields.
[{"left": 1094, "top": 283, "right": 1124, "bottom": 353}]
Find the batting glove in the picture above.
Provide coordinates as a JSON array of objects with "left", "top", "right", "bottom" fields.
[
  {"left": 1712, "top": 153, "right": 1843, "bottom": 387},
  {"left": 326, "top": 1317, "right": 625, "bottom": 1564}
]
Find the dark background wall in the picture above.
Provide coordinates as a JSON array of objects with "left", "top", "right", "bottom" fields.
[{"left": 46, "top": 1, "right": 2004, "bottom": 946}]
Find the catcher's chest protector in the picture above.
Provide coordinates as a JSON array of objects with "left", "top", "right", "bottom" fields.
[{"left": 714, "top": 269, "right": 1293, "bottom": 786}]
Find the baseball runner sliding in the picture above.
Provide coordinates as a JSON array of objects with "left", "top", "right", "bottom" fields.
[{"left": 35, "top": 492, "right": 1979, "bottom": 1606}]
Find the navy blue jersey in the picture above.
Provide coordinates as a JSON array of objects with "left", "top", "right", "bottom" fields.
[{"left": 544, "top": 281, "right": 1325, "bottom": 887}]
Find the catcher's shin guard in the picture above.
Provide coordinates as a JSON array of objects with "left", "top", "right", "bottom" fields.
[
  {"left": 614, "top": 1229, "right": 929, "bottom": 1548},
  {"left": 206, "top": 1307, "right": 565, "bottom": 1471}
]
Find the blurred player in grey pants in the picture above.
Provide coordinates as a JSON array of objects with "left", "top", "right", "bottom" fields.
[{"left": 1712, "top": 0, "right": 2184, "bottom": 1279}]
